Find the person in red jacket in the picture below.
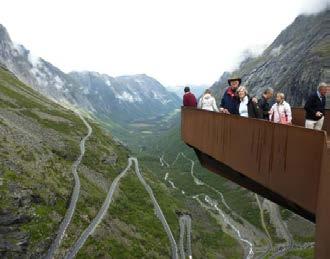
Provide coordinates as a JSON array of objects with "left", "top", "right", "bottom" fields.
[{"left": 183, "top": 86, "right": 197, "bottom": 107}]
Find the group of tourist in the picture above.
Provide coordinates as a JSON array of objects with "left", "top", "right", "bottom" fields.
[{"left": 183, "top": 78, "right": 328, "bottom": 130}]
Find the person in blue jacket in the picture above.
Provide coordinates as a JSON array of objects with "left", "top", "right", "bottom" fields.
[{"left": 219, "top": 77, "right": 241, "bottom": 114}]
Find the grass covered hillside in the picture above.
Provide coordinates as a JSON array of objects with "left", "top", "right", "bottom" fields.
[
  {"left": 0, "top": 65, "right": 128, "bottom": 257},
  {"left": 0, "top": 65, "right": 244, "bottom": 258}
]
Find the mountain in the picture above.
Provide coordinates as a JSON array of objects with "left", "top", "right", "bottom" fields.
[
  {"left": 0, "top": 24, "right": 180, "bottom": 124},
  {"left": 211, "top": 9, "right": 330, "bottom": 107},
  {"left": 69, "top": 71, "right": 181, "bottom": 123},
  {"left": 0, "top": 25, "right": 94, "bottom": 110}
]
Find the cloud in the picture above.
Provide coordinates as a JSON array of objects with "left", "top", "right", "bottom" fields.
[
  {"left": 231, "top": 44, "right": 268, "bottom": 70},
  {"left": 300, "top": 0, "right": 329, "bottom": 14},
  {"left": 27, "top": 51, "right": 41, "bottom": 68},
  {"left": 0, "top": 0, "right": 327, "bottom": 86}
]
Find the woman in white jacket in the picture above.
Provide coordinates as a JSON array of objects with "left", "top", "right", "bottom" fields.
[
  {"left": 198, "top": 89, "right": 219, "bottom": 112},
  {"left": 269, "top": 92, "right": 292, "bottom": 124}
]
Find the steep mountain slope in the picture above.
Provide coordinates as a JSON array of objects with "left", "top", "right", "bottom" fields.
[
  {"left": 0, "top": 25, "right": 94, "bottom": 110},
  {"left": 211, "top": 10, "right": 330, "bottom": 107},
  {"left": 0, "top": 64, "right": 127, "bottom": 257},
  {"left": 69, "top": 71, "right": 180, "bottom": 123},
  {"left": 0, "top": 65, "right": 244, "bottom": 258},
  {"left": 0, "top": 24, "right": 180, "bottom": 125}
]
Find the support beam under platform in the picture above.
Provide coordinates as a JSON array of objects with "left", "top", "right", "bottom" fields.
[{"left": 194, "top": 148, "right": 315, "bottom": 222}]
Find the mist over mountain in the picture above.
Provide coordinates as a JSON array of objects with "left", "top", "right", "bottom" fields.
[{"left": 211, "top": 9, "right": 329, "bottom": 107}]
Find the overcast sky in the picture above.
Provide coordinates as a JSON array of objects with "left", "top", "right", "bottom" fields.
[{"left": 0, "top": 0, "right": 328, "bottom": 86}]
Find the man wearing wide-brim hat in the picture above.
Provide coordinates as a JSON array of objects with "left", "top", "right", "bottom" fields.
[{"left": 219, "top": 77, "right": 241, "bottom": 114}]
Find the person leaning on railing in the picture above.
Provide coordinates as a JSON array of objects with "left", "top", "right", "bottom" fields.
[
  {"left": 304, "top": 82, "right": 327, "bottom": 130},
  {"left": 269, "top": 92, "right": 292, "bottom": 124},
  {"left": 198, "top": 89, "right": 219, "bottom": 112},
  {"left": 236, "top": 86, "right": 262, "bottom": 118},
  {"left": 258, "top": 87, "right": 274, "bottom": 120},
  {"left": 219, "top": 77, "right": 240, "bottom": 114},
  {"left": 183, "top": 86, "right": 197, "bottom": 107}
]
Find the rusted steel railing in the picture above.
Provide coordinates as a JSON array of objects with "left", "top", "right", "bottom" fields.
[
  {"left": 181, "top": 107, "right": 330, "bottom": 258},
  {"left": 292, "top": 108, "right": 330, "bottom": 136}
]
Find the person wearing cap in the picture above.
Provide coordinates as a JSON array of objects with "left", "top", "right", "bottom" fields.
[
  {"left": 219, "top": 77, "right": 241, "bottom": 114},
  {"left": 304, "top": 82, "right": 327, "bottom": 130},
  {"left": 183, "top": 86, "right": 197, "bottom": 107}
]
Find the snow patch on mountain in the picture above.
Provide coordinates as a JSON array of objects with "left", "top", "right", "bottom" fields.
[
  {"left": 116, "top": 91, "right": 142, "bottom": 103},
  {"left": 270, "top": 44, "right": 283, "bottom": 57},
  {"left": 28, "top": 51, "right": 42, "bottom": 68},
  {"left": 105, "top": 79, "right": 111, "bottom": 86},
  {"left": 134, "top": 78, "right": 145, "bottom": 85},
  {"left": 12, "top": 42, "right": 25, "bottom": 56},
  {"left": 54, "top": 75, "right": 64, "bottom": 90}
]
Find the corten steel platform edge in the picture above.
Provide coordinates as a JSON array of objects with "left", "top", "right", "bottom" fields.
[
  {"left": 193, "top": 149, "right": 316, "bottom": 221},
  {"left": 181, "top": 107, "right": 327, "bottom": 213},
  {"left": 181, "top": 106, "right": 330, "bottom": 259}
]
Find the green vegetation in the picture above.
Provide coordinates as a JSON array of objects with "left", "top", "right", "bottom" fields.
[
  {"left": 0, "top": 67, "right": 127, "bottom": 257},
  {"left": 77, "top": 170, "right": 175, "bottom": 258},
  {"left": 0, "top": 66, "right": 243, "bottom": 258},
  {"left": 279, "top": 248, "right": 314, "bottom": 259},
  {"left": 312, "top": 40, "right": 330, "bottom": 57}
]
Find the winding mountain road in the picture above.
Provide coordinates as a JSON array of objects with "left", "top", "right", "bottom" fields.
[
  {"left": 64, "top": 159, "right": 132, "bottom": 259},
  {"left": 179, "top": 215, "right": 192, "bottom": 259},
  {"left": 266, "top": 201, "right": 294, "bottom": 258},
  {"left": 45, "top": 113, "right": 92, "bottom": 259},
  {"left": 160, "top": 154, "right": 170, "bottom": 168},
  {"left": 169, "top": 152, "right": 258, "bottom": 259},
  {"left": 255, "top": 194, "right": 273, "bottom": 258},
  {"left": 132, "top": 157, "right": 179, "bottom": 259},
  {"left": 65, "top": 157, "right": 179, "bottom": 259}
]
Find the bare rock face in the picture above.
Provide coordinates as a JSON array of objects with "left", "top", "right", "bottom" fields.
[
  {"left": 0, "top": 210, "right": 31, "bottom": 258},
  {"left": 211, "top": 9, "right": 330, "bottom": 107},
  {"left": 101, "top": 153, "right": 118, "bottom": 165}
]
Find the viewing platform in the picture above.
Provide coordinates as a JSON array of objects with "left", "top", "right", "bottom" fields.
[{"left": 181, "top": 107, "right": 330, "bottom": 258}]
